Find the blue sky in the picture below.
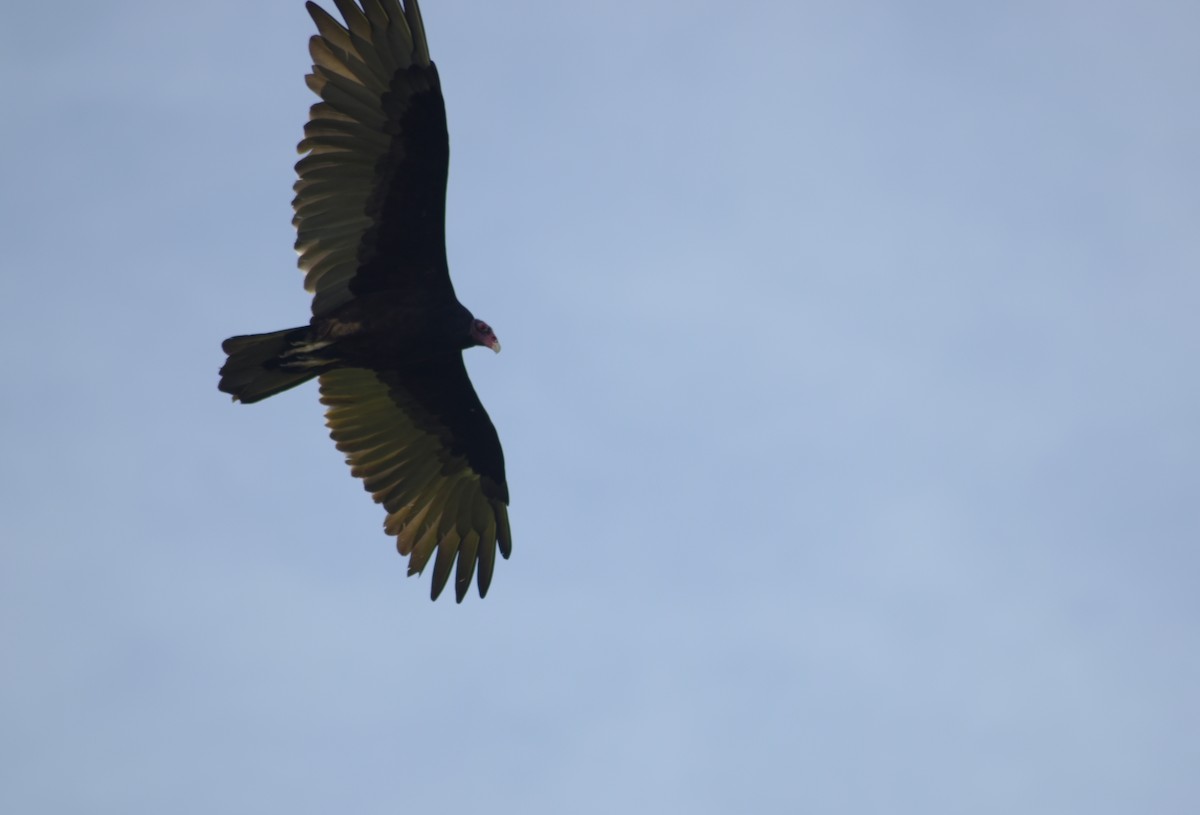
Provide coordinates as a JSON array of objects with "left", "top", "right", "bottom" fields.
[{"left": 2, "top": 0, "right": 1198, "bottom": 812}]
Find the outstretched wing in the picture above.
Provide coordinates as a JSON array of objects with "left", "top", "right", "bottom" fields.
[
  {"left": 320, "top": 362, "right": 511, "bottom": 601},
  {"left": 296, "top": 0, "right": 454, "bottom": 316}
]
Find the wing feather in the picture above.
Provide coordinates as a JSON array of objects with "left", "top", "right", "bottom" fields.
[
  {"left": 310, "top": 38, "right": 386, "bottom": 93},
  {"left": 307, "top": 3, "right": 357, "bottom": 54},
  {"left": 429, "top": 478, "right": 470, "bottom": 599},
  {"left": 345, "top": 29, "right": 396, "bottom": 85},
  {"left": 296, "top": 132, "right": 387, "bottom": 156},
  {"left": 475, "top": 505, "right": 498, "bottom": 597},
  {"left": 297, "top": 118, "right": 389, "bottom": 146},
  {"left": 495, "top": 501, "right": 512, "bottom": 559},
  {"left": 330, "top": 0, "right": 372, "bottom": 39},
  {"left": 361, "top": 0, "right": 399, "bottom": 64},
  {"left": 406, "top": 512, "right": 443, "bottom": 576},
  {"left": 454, "top": 527, "right": 481, "bottom": 603},
  {"left": 309, "top": 65, "right": 386, "bottom": 113},
  {"left": 373, "top": 459, "right": 440, "bottom": 509},
  {"left": 404, "top": 0, "right": 430, "bottom": 65},
  {"left": 399, "top": 493, "right": 441, "bottom": 552}
]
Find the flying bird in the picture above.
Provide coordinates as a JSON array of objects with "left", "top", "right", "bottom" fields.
[{"left": 219, "top": 0, "right": 510, "bottom": 602}]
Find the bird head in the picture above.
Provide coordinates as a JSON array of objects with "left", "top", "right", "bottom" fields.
[{"left": 470, "top": 319, "right": 501, "bottom": 353}]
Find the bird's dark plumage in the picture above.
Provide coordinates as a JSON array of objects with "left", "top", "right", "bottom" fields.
[{"left": 219, "top": 0, "right": 510, "bottom": 602}]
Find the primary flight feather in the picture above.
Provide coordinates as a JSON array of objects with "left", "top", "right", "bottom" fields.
[{"left": 218, "top": 0, "right": 511, "bottom": 602}]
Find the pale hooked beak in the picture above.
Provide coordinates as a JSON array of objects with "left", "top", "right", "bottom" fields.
[{"left": 470, "top": 320, "right": 501, "bottom": 353}]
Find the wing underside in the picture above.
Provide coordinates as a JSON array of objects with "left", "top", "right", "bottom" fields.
[
  {"left": 320, "top": 366, "right": 511, "bottom": 601},
  {"left": 296, "top": 0, "right": 453, "bottom": 316}
]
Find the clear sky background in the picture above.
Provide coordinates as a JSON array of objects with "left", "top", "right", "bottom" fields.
[{"left": 2, "top": 0, "right": 1197, "bottom": 812}]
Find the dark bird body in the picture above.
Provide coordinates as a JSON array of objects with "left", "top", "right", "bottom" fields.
[{"left": 219, "top": 0, "right": 510, "bottom": 602}]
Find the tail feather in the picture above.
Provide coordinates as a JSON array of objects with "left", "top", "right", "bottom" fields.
[{"left": 219, "top": 326, "right": 330, "bottom": 403}]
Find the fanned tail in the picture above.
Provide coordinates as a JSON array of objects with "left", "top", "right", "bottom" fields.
[{"left": 219, "top": 327, "right": 334, "bottom": 403}]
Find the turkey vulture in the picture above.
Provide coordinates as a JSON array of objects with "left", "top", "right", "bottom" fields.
[{"left": 218, "top": 0, "right": 510, "bottom": 602}]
